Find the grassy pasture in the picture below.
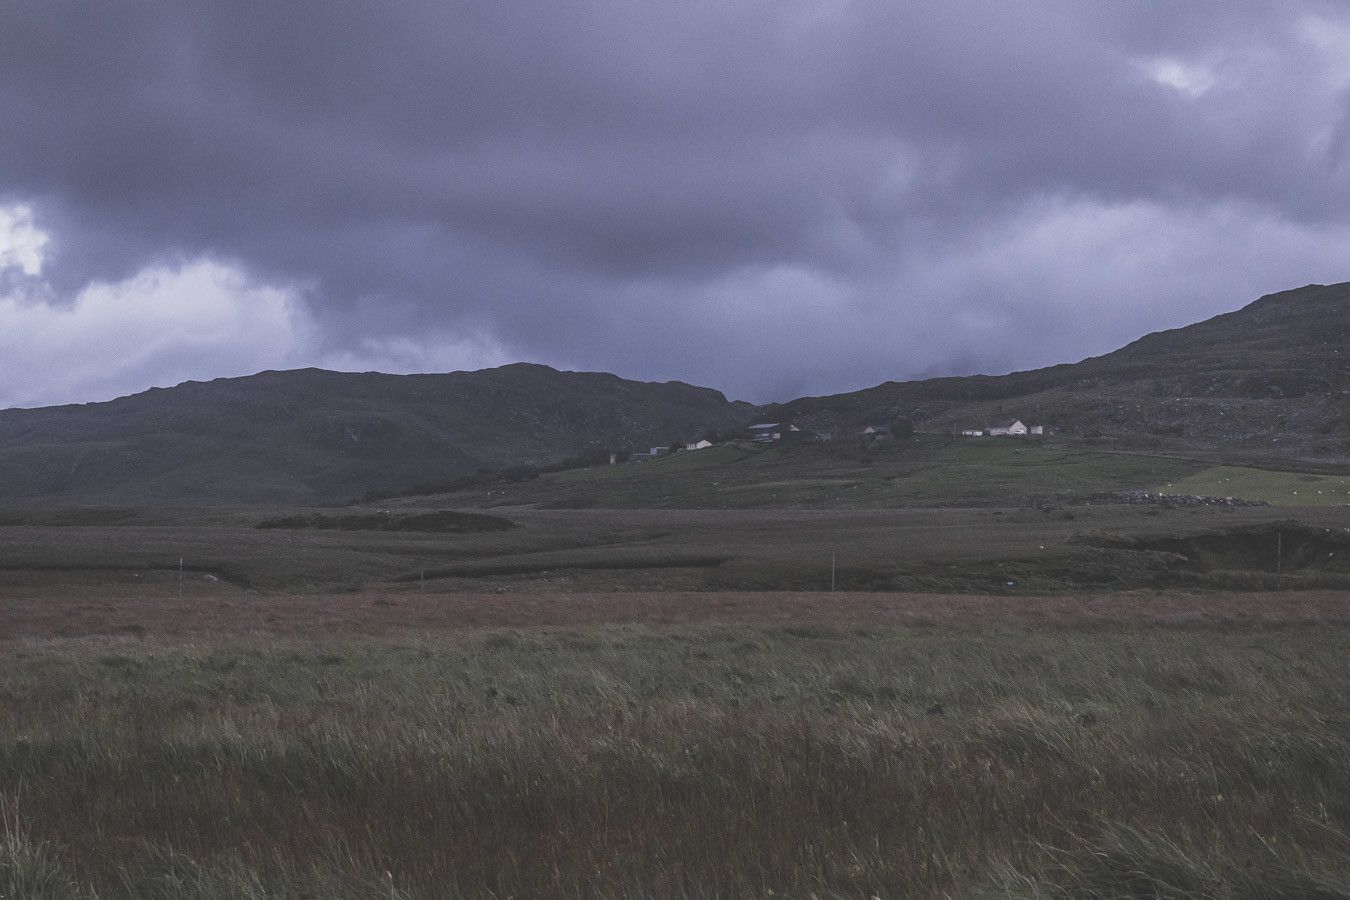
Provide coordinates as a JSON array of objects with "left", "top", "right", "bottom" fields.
[
  {"left": 2, "top": 504, "right": 1346, "bottom": 596},
  {"left": 870, "top": 441, "right": 1203, "bottom": 506},
  {"left": 3, "top": 601, "right": 1349, "bottom": 898},
  {"left": 1159, "top": 464, "right": 1350, "bottom": 507}
]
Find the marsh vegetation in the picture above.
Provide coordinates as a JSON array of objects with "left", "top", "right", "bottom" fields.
[{"left": 3, "top": 602, "right": 1349, "bottom": 898}]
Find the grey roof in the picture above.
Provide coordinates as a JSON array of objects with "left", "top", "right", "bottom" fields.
[
  {"left": 747, "top": 422, "right": 781, "bottom": 429},
  {"left": 989, "top": 418, "right": 1022, "bottom": 428}
]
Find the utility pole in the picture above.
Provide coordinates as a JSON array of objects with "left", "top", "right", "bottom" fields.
[
  {"left": 178, "top": 557, "right": 183, "bottom": 601},
  {"left": 831, "top": 552, "right": 836, "bottom": 592},
  {"left": 1277, "top": 532, "right": 1282, "bottom": 575}
]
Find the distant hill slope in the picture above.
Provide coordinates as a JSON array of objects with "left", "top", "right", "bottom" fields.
[
  {"left": 0, "top": 365, "right": 751, "bottom": 503},
  {"left": 760, "top": 283, "right": 1349, "bottom": 459},
  {"left": 1, "top": 282, "right": 1345, "bottom": 506}
]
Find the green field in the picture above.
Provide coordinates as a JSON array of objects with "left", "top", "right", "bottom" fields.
[
  {"left": 1159, "top": 465, "right": 1350, "bottom": 507},
  {"left": 871, "top": 441, "right": 1201, "bottom": 506}
]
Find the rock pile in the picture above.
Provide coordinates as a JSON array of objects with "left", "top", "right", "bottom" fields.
[{"left": 1081, "top": 489, "right": 1269, "bottom": 507}]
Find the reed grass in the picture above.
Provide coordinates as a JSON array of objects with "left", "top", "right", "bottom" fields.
[{"left": 2, "top": 624, "right": 1347, "bottom": 897}]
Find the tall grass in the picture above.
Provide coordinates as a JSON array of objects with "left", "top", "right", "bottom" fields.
[
  {"left": 0, "top": 800, "right": 84, "bottom": 899},
  {"left": 2, "top": 625, "right": 1348, "bottom": 897}
]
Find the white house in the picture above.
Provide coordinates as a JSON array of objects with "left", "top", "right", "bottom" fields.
[
  {"left": 986, "top": 418, "right": 1029, "bottom": 436},
  {"left": 685, "top": 439, "right": 713, "bottom": 451},
  {"left": 961, "top": 429, "right": 985, "bottom": 437}
]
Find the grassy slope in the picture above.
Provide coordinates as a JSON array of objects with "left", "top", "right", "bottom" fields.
[
  {"left": 423, "top": 439, "right": 1350, "bottom": 511},
  {"left": 425, "top": 440, "right": 1207, "bottom": 509},
  {"left": 3, "top": 622, "right": 1348, "bottom": 898}
]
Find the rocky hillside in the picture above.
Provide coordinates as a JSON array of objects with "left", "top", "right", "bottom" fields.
[
  {"left": 760, "top": 283, "right": 1349, "bottom": 460},
  {"left": 0, "top": 365, "right": 751, "bottom": 503}
]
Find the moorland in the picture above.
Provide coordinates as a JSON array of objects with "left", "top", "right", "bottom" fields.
[
  {"left": 0, "top": 282, "right": 1347, "bottom": 897},
  {"left": 2, "top": 452, "right": 1347, "bottom": 897}
]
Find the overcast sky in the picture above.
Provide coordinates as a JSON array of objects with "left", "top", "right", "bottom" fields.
[{"left": 3, "top": 1, "right": 1350, "bottom": 409}]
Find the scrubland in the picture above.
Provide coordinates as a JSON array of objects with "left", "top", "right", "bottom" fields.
[{"left": 1, "top": 502, "right": 1346, "bottom": 597}]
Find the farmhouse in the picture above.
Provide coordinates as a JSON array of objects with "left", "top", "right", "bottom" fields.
[
  {"left": 987, "top": 419, "right": 1028, "bottom": 436},
  {"left": 964, "top": 419, "right": 1046, "bottom": 437},
  {"left": 685, "top": 439, "right": 713, "bottom": 451}
]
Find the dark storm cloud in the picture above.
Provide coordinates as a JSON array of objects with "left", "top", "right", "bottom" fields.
[{"left": 2, "top": 0, "right": 1350, "bottom": 406}]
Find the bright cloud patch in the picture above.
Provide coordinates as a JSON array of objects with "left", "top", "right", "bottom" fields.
[
  {"left": 0, "top": 260, "right": 312, "bottom": 409},
  {"left": 0, "top": 204, "right": 48, "bottom": 276},
  {"left": 0, "top": 204, "right": 520, "bottom": 409},
  {"left": 0, "top": 257, "right": 516, "bottom": 409},
  {"left": 1138, "top": 58, "right": 1217, "bottom": 98}
]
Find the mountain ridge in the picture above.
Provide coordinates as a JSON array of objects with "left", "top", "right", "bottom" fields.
[{"left": 0, "top": 364, "right": 753, "bottom": 503}]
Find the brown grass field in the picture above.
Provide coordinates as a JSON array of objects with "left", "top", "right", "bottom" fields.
[
  {"left": 2, "top": 504, "right": 1348, "bottom": 897},
  {"left": 3, "top": 578, "right": 1350, "bottom": 641},
  {"left": 3, "top": 579, "right": 1350, "bottom": 897}
]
